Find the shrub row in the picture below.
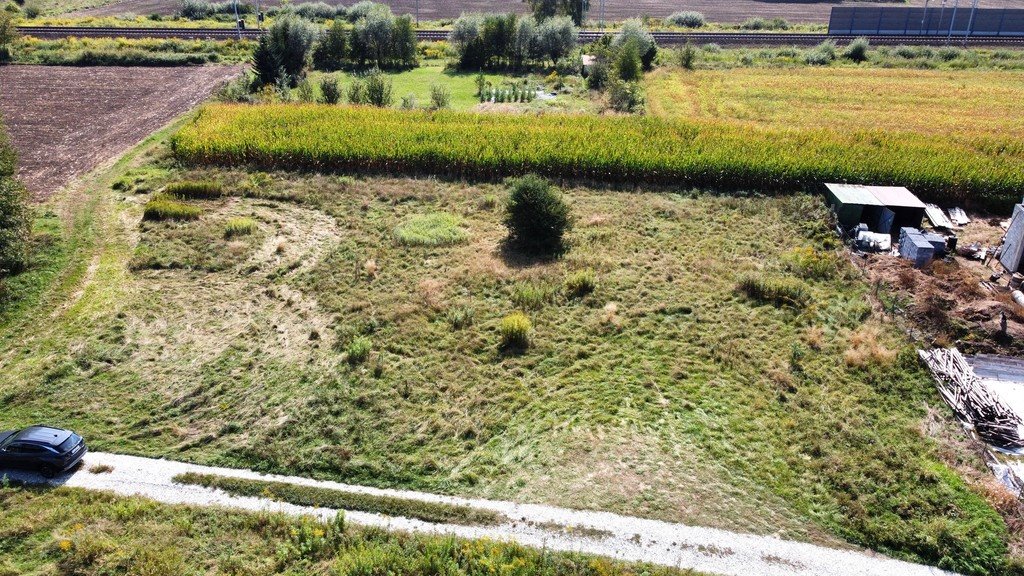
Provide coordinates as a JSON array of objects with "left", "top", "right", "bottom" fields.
[
  {"left": 173, "top": 472, "right": 507, "bottom": 526},
  {"left": 173, "top": 104, "right": 1024, "bottom": 210},
  {"left": 143, "top": 193, "right": 202, "bottom": 221}
]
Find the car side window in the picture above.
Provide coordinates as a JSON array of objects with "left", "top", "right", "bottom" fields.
[{"left": 4, "top": 443, "right": 23, "bottom": 453}]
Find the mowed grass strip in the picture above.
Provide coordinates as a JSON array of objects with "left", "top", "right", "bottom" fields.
[
  {"left": 173, "top": 472, "right": 507, "bottom": 526},
  {"left": 172, "top": 104, "right": 1024, "bottom": 210}
]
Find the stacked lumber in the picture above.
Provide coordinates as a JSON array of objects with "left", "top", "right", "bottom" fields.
[{"left": 919, "top": 348, "right": 1024, "bottom": 450}]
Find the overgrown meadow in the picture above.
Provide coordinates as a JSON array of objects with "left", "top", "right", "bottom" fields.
[{"left": 0, "top": 155, "right": 1012, "bottom": 573}]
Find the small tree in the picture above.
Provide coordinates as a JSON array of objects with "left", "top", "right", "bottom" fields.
[
  {"left": 391, "top": 14, "right": 417, "bottom": 68},
  {"left": 320, "top": 77, "right": 341, "bottom": 103},
  {"left": 615, "top": 39, "right": 641, "bottom": 82},
  {"left": 607, "top": 78, "right": 644, "bottom": 113},
  {"left": 504, "top": 174, "right": 572, "bottom": 256},
  {"left": 252, "top": 16, "right": 317, "bottom": 88},
  {"left": 0, "top": 11, "right": 17, "bottom": 63},
  {"left": 312, "top": 19, "right": 348, "bottom": 70},
  {"left": 613, "top": 19, "right": 656, "bottom": 70},
  {"left": 429, "top": 83, "right": 451, "bottom": 110},
  {"left": 364, "top": 70, "right": 393, "bottom": 107},
  {"left": 0, "top": 119, "right": 29, "bottom": 276},
  {"left": 678, "top": 40, "right": 696, "bottom": 70},
  {"left": 347, "top": 79, "right": 367, "bottom": 104},
  {"left": 536, "top": 16, "right": 577, "bottom": 67}
]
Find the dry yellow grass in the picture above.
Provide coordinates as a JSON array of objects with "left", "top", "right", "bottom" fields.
[{"left": 645, "top": 67, "right": 1024, "bottom": 139}]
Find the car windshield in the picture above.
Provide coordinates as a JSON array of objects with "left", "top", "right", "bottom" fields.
[
  {"left": 0, "top": 430, "right": 20, "bottom": 449},
  {"left": 57, "top": 433, "right": 81, "bottom": 452}
]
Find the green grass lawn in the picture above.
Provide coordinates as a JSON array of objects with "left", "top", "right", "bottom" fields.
[
  {"left": 0, "top": 121, "right": 1014, "bottom": 573},
  {"left": 305, "top": 62, "right": 594, "bottom": 112}
]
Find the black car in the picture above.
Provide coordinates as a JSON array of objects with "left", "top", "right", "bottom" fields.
[{"left": 0, "top": 425, "right": 87, "bottom": 478}]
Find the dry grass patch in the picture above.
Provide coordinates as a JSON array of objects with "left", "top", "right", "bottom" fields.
[{"left": 843, "top": 325, "right": 896, "bottom": 368}]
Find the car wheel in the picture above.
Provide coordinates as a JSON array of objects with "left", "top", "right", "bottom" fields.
[{"left": 39, "top": 465, "right": 55, "bottom": 479}]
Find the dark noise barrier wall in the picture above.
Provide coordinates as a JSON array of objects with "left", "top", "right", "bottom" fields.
[{"left": 828, "top": 7, "right": 1024, "bottom": 36}]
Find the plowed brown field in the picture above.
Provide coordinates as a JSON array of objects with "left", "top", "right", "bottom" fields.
[
  {"left": 0, "top": 65, "right": 240, "bottom": 200},
  {"left": 72, "top": 0, "right": 1024, "bottom": 23}
]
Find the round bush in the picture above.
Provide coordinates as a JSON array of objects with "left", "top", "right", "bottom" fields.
[
  {"left": 503, "top": 174, "right": 571, "bottom": 255},
  {"left": 666, "top": 11, "right": 705, "bottom": 28}
]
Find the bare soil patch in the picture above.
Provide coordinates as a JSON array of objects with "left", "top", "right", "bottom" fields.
[
  {"left": 0, "top": 65, "right": 241, "bottom": 200},
  {"left": 72, "top": 0, "right": 1024, "bottom": 23}
]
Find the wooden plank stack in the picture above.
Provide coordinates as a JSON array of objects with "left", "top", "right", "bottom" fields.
[{"left": 919, "top": 348, "right": 1024, "bottom": 450}]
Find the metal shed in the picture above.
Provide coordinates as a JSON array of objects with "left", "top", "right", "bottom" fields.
[
  {"left": 824, "top": 183, "right": 883, "bottom": 230},
  {"left": 825, "top": 183, "right": 926, "bottom": 234}
]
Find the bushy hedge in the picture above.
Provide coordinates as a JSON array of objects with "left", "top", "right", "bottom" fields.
[
  {"left": 173, "top": 104, "right": 1024, "bottom": 210},
  {"left": 0, "top": 117, "right": 29, "bottom": 278}
]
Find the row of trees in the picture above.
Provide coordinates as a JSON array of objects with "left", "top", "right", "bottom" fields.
[
  {"left": 252, "top": 3, "right": 416, "bottom": 89},
  {"left": 449, "top": 13, "right": 577, "bottom": 70},
  {"left": 0, "top": 116, "right": 30, "bottom": 300}
]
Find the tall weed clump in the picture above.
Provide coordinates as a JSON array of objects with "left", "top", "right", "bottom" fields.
[
  {"left": 503, "top": 175, "right": 572, "bottom": 256},
  {"left": 143, "top": 193, "right": 202, "bottom": 221},
  {"left": 499, "top": 312, "right": 531, "bottom": 349},
  {"left": 737, "top": 274, "right": 809, "bottom": 308},
  {"left": 165, "top": 180, "right": 222, "bottom": 199},
  {"left": 394, "top": 213, "right": 469, "bottom": 247}
]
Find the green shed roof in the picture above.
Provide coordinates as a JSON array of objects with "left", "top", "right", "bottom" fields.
[{"left": 825, "top": 183, "right": 884, "bottom": 206}]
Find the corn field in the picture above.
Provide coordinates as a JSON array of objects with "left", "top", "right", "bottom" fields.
[{"left": 173, "top": 104, "right": 1024, "bottom": 210}]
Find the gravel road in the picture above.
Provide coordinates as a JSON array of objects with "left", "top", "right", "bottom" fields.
[{"left": 3, "top": 452, "right": 956, "bottom": 576}]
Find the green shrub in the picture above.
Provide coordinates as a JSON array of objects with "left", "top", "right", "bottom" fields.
[
  {"left": 499, "top": 312, "right": 531, "bottom": 349},
  {"left": 429, "top": 83, "right": 451, "bottom": 110},
  {"left": 364, "top": 70, "right": 393, "bottom": 107},
  {"left": 143, "top": 193, "right": 202, "bottom": 221},
  {"left": 843, "top": 37, "right": 870, "bottom": 63},
  {"left": 614, "top": 39, "right": 642, "bottom": 82},
  {"left": 740, "top": 17, "right": 789, "bottom": 30},
  {"left": 394, "top": 213, "right": 469, "bottom": 247},
  {"left": 165, "top": 180, "right": 222, "bottom": 199},
  {"left": 678, "top": 41, "right": 696, "bottom": 70},
  {"left": 511, "top": 282, "right": 555, "bottom": 310},
  {"left": 320, "top": 77, "right": 342, "bottom": 104},
  {"left": 607, "top": 78, "right": 644, "bottom": 113},
  {"left": 737, "top": 274, "right": 809, "bottom": 308},
  {"left": 347, "top": 79, "right": 367, "bottom": 104},
  {"left": 346, "top": 336, "right": 371, "bottom": 364},
  {"left": 224, "top": 217, "right": 258, "bottom": 238},
  {"left": 564, "top": 269, "right": 596, "bottom": 298},
  {"left": 666, "top": 11, "right": 705, "bottom": 28},
  {"left": 312, "top": 19, "right": 348, "bottom": 71},
  {"left": 805, "top": 41, "right": 837, "bottom": 66},
  {"left": 782, "top": 246, "right": 839, "bottom": 280},
  {"left": 23, "top": 1, "right": 40, "bottom": 18},
  {"left": 503, "top": 174, "right": 571, "bottom": 256},
  {"left": 0, "top": 123, "right": 29, "bottom": 275}
]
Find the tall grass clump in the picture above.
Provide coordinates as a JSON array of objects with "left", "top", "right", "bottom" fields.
[
  {"left": 346, "top": 336, "right": 371, "bottom": 364},
  {"left": 143, "top": 193, "right": 202, "bottom": 222},
  {"left": 564, "top": 269, "right": 596, "bottom": 298},
  {"left": 394, "top": 213, "right": 469, "bottom": 247},
  {"left": 511, "top": 282, "right": 555, "bottom": 310},
  {"left": 165, "top": 180, "right": 222, "bottom": 199},
  {"left": 805, "top": 41, "right": 837, "bottom": 66},
  {"left": 737, "top": 274, "right": 809, "bottom": 308},
  {"left": 224, "top": 217, "right": 258, "bottom": 238},
  {"left": 665, "top": 11, "right": 705, "bottom": 28},
  {"left": 843, "top": 37, "right": 870, "bottom": 62},
  {"left": 499, "top": 312, "right": 531, "bottom": 349},
  {"left": 172, "top": 104, "right": 1024, "bottom": 211},
  {"left": 503, "top": 175, "right": 572, "bottom": 256}
]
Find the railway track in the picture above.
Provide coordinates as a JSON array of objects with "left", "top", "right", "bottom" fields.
[{"left": 16, "top": 25, "right": 1024, "bottom": 47}]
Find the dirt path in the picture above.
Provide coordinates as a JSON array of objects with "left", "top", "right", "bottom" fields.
[{"left": 4, "top": 452, "right": 955, "bottom": 576}]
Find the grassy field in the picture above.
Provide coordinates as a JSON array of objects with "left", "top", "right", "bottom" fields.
[
  {"left": 305, "top": 64, "right": 594, "bottom": 112},
  {"left": 0, "top": 114, "right": 1018, "bottom": 573},
  {"left": 11, "top": 36, "right": 255, "bottom": 65},
  {"left": 173, "top": 103, "right": 1024, "bottom": 210},
  {"left": 0, "top": 486, "right": 697, "bottom": 576},
  {"left": 645, "top": 66, "right": 1024, "bottom": 139}
]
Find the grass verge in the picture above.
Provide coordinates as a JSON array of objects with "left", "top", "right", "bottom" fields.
[
  {"left": 173, "top": 472, "right": 507, "bottom": 526},
  {"left": 0, "top": 486, "right": 696, "bottom": 576}
]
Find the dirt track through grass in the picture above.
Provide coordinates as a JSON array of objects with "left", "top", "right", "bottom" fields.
[{"left": 0, "top": 65, "right": 240, "bottom": 200}]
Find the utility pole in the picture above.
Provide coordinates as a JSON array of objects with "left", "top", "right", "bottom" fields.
[
  {"left": 416, "top": 0, "right": 419, "bottom": 26},
  {"left": 937, "top": 0, "right": 947, "bottom": 37},
  {"left": 964, "top": 0, "right": 979, "bottom": 44},
  {"left": 233, "top": 0, "right": 241, "bottom": 40},
  {"left": 919, "top": 0, "right": 929, "bottom": 35}
]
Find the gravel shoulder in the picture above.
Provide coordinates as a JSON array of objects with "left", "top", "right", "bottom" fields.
[{"left": 4, "top": 452, "right": 956, "bottom": 576}]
